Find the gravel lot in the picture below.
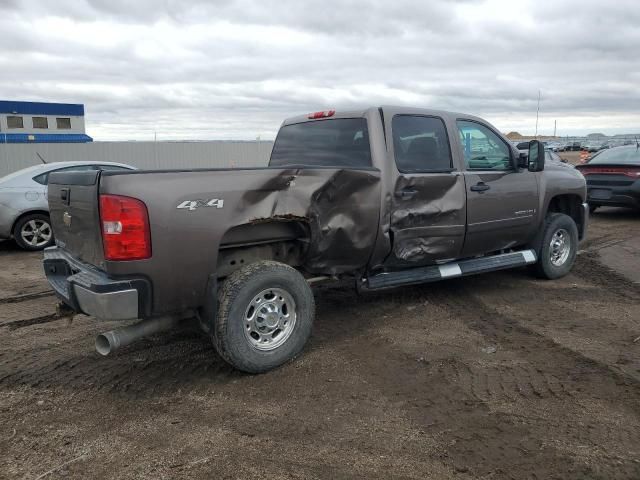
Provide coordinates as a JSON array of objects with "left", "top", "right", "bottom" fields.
[{"left": 1, "top": 167, "right": 639, "bottom": 479}]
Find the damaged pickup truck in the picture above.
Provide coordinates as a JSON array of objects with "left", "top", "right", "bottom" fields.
[{"left": 43, "top": 107, "right": 588, "bottom": 373}]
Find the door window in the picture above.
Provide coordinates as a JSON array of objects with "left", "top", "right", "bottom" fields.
[
  {"left": 392, "top": 115, "right": 452, "bottom": 172},
  {"left": 456, "top": 120, "right": 512, "bottom": 170}
]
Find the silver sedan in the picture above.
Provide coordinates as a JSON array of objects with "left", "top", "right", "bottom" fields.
[{"left": 0, "top": 161, "right": 135, "bottom": 250}]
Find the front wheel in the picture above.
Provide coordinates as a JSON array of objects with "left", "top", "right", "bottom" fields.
[
  {"left": 212, "top": 261, "right": 315, "bottom": 373},
  {"left": 530, "top": 213, "right": 579, "bottom": 280}
]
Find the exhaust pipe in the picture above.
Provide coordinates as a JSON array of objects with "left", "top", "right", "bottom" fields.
[{"left": 95, "top": 314, "right": 185, "bottom": 356}]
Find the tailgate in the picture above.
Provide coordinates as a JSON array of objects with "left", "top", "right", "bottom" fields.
[{"left": 48, "top": 170, "right": 105, "bottom": 267}]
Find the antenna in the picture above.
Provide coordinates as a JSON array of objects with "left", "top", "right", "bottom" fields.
[
  {"left": 36, "top": 152, "right": 47, "bottom": 164},
  {"left": 534, "top": 90, "right": 541, "bottom": 137}
]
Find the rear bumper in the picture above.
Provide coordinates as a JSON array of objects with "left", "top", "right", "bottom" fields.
[
  {"left": 43, "top": 247, "right": 151, "bottom": 320},
  {"left": 586, "top": 180, "right": 640, "bottom": 209}
]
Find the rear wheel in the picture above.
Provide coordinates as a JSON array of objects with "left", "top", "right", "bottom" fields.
[
  {"left": 530, "top": 213, "right": 579, "bottom": 279},
  {"left": 212, "top": 261, "right": 315, "bottom": 373},
  {"left": 13, "top": 213, "right": 54, "bottom": 251}
]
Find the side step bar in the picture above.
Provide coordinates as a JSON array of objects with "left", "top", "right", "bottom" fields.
[{"left": 364, "top": 249, "right": 537, "bottom": 290}]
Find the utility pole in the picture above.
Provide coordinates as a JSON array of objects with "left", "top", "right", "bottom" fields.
[
  {"left": 535, "top": 90, "right": 541, "bottom": 138},
  {"left": 553, "top": 120, "right": 557, "bottom": 138},
  {"left": 153, "top": 131, "right": 158, "bottom": 167}
]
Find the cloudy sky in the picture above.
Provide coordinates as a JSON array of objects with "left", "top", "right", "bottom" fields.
[{"left": 1, "top": 0, "right": 639, "bottom": 140}]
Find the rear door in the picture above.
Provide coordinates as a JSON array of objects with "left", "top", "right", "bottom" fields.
[
  {"left": 456, "top": 120, "right": 539, "bottom": 256},
  {"left": 386, "top": 114, "right": 466, "bottom": 265},
  {"left": 48, "top": 169, "right": 105, "bottom": 266}
]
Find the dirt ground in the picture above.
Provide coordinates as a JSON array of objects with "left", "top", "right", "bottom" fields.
[{"left": 1, "top": 183, "right": 640, "bottom": 478}]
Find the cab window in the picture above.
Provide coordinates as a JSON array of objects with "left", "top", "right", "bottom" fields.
[
  {"left": 270, "top": 119, "right": 371, "bottom": 168},
  {"left": 456, "top": 120, "right": 512, "bottom": 170},
  {"left": 392, "top": 115, "right": 452, "bottom": 172}
]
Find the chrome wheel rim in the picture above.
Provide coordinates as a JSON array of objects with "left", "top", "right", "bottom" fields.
[
  {"left": 549, "top": 228, "right": 571, "bottom": 266},
  {"left": 244, "top": 288, "right": 297, "bottom": 351},
  {"left": 20, "top": 219, "right": 52, "bottom": 247}
]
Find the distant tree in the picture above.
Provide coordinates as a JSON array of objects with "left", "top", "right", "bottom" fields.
[{"left": 586, "top": 133, "right": 606, "bottom": 138}]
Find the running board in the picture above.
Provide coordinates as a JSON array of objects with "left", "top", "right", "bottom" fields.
[{"left": 364, "top": 249, "right": 537, "bottom": 290}]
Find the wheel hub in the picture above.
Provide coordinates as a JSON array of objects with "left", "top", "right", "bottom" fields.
[
  {"left": 244, "top": 288, "right": 297, "bottom": 351},
  {"left": 21, "top": 219, "right": 52, "bottom": 247},
  {"left": 549, "top": 228, "right": 571, "bottom": 267}
]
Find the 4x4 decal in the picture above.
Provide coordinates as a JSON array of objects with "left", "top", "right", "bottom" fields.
[{"left": 176, "top": 198, "right": 224, "bottom": 211}]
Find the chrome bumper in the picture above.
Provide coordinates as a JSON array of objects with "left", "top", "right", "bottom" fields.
[{"left": 43, "top": 247, "right": 149, "bottom": 321}]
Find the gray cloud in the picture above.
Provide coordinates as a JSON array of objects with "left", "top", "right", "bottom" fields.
[{"left": 0, "top": 0, "right": 639, "bottom": 139}]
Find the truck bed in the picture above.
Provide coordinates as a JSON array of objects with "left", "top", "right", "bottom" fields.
[{"left": 47, "top": 166, "right": 382, "bottom": 315}]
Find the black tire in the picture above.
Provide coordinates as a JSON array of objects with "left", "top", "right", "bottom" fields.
[
  {"left": 212, "top": 260, "right": 315, "bottom": 373},
  {"left": 529, "top": 213, "right": 579, "bottom": 280},
  {"left": 13, "top": 213, "right": 54, "bottom": 251},
  {"left": 589, "top": 204, "right": 598, "bottom": 214}
]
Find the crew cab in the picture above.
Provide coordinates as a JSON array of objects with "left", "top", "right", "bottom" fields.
[{"left": 43, "top": 107, "right": 588, "bottom": 373}]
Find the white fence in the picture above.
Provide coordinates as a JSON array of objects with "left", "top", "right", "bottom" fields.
[{"left": 0, "top": 141, "right": 274, "bottom": 177}]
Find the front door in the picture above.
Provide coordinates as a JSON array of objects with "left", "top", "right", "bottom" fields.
[
  {"left": 387, "top": 114, "right": 467, "bottom": 266},
  {"left": 456, "top": 120, "right": 539, "bottom": 256}
]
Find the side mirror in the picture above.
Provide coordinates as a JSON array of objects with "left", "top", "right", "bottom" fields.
[{"left": 528, "top": 140, "right": 545, "bottom": 172}]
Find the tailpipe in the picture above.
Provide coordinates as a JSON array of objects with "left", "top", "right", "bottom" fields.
[{"left": 96, "top": 314, "right": 185, "bottom": 356}]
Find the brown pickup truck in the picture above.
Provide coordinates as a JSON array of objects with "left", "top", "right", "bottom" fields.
[{"left": 43, "top": 106, "right": 588, "bottom": 373}]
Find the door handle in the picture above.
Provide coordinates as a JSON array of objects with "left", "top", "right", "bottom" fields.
[
  {"left": 60, "top": 188, "right": 70, "bottom": 205},
  {"left": 470, "top": 182, "right": 490, "bottom": 192},
  {"left": 396, "top": 188, "right": 418, "bottom": 200}
]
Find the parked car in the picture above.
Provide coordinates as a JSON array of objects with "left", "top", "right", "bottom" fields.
[
  {"left": 0, "top": 161, "right": 135, "bottom": 250},
  {"left": 575, "top": 145, "right": 640, "bottom": 212},
  {"left": 582, "top": 141, "right": 607, "bottom": 153},
  {"left": 43, "top": 107, "right": 588, "bottom": 373}
]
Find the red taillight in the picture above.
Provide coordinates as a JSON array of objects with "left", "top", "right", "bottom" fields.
[
  {"left": 99, "top": 194, "right": 151, "bottom": 261},
  {"left": 308, "top": 110, "right": 335, "bottom": 119},
  {"left": 579, "top": 166, "right": 640, "bottom": 178}
]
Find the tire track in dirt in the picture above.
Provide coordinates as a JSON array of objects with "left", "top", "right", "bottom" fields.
[
  {"left": 312, "top": 268, "right": 640, "bottom": 478},
  {"left": 2, "top": 313, "right": 59, "bottom": 330},
  {"left": 0, "top": 323, "right": 240, "bottom": 396},
  {"left": 0, "top": 290, "right": 53, "bottom": 304}
]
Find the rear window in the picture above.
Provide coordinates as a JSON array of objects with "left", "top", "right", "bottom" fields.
[
  {"left": 33, "top": 164, "right": 97, "bottom": 185},
  {"left": 589, "top": 147, "right": 640, "bottom": 165},
  {"left": 270, "top": 118, "right": 371, "bottom": 168},
  {"left": 97, "top": 165, "right": 131, "bottom": 171}
]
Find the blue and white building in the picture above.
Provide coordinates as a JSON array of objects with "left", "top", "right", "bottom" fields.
[{"left": 0, "top": 100, "right": 92, "bottom": 143}]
